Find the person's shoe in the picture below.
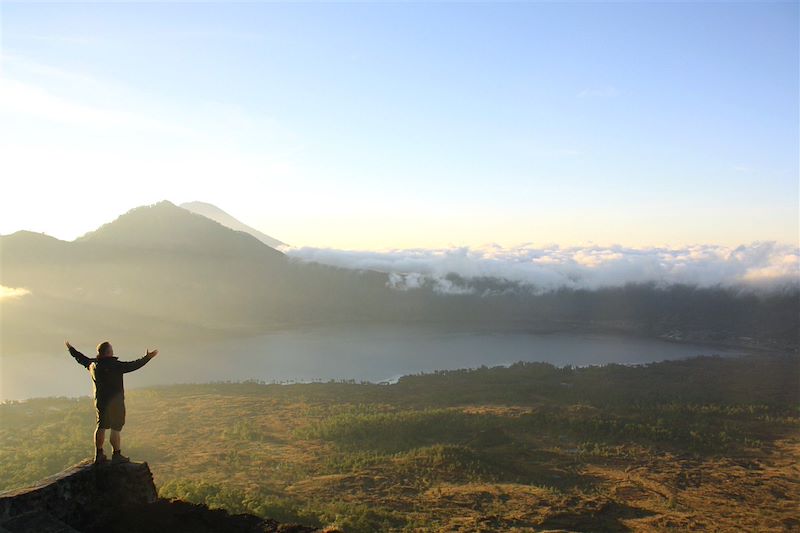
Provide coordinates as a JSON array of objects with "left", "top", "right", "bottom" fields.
[
  {"left": 94, "top": 449, "right": 107, "bottom": 465},
  {"left": 111, "top": 451, "right": 131, "bottom": 464}
]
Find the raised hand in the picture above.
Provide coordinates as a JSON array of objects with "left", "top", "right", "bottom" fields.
[
  {"left": 146, "top": 348, "right": 159, "bottom": 358},
  {"left": 66, "top": 341, "right": 92, "bottom": 368}
]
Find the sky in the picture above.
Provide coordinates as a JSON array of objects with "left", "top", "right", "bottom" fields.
[{"left": 1, "top": 2, "right": 798, "bottom": 250}]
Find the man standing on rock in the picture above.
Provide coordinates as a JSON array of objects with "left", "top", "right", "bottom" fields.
[{"left": 65, "top": 340, "right": 159, "bottom": 465}]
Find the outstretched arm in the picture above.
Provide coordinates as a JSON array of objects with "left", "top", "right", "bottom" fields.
[
  {"left": 119, "top": 348, "right": 159, "bottom": 374},
  {"left": 65, "top": 341, "right": 92, "bottom": 369}
]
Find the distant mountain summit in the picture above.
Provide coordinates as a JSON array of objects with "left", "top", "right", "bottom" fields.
[
  {"left": 180, "top": 201, "right": 286, "bottom": 248},
  {"left": 75, "top": 200, "right": 283, "bottom": 259}
]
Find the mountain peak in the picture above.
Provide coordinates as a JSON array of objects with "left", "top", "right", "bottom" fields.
[
  {"left": 180, "top": 201, "right": 286, "bottom": 249},
  {"left": 74, "top": 201, "right": 284, "bottom": 259}
]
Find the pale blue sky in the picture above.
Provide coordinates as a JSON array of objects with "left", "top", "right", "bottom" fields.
[{"left": 1, "top": 2, "right": 797, "bottom": 248}]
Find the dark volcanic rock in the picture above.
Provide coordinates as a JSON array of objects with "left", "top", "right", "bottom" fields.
[
  {"left": 0, "top": 462, "right": 326, "bottom": 533},
  {"left": 0, "top": 461, "right": 157, "bottom": 531},
  {"left": 83, "top": 499, "right": 317, "bottom": 533}
]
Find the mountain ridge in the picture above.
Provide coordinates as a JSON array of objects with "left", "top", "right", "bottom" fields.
[{"left": 74, "top": 201, "right": 284, "bottom": 259}]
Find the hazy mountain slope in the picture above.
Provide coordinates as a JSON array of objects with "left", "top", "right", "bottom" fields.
[
  {"left": 3, "top": 202, "right": 286, "bottom": 324},
  {"left": 0, "top": 201, "right": 395, "bottom": 353},
  {"left": 180, "top": 201, "right": 285, "bottom": 248},
  {"left": 0, "top": 231, "right": 74, "bottom": 263}
]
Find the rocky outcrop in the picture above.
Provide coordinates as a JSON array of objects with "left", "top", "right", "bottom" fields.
[
  {"left": 0, "top": 461, "right": 156, "bottom": 532},
  {"left": 0, "top": 462, "right": 325, "bottom": 533}
]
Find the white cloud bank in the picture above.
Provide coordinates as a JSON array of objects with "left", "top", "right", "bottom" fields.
[{"left": 285, "top": 242, "right": 800, "bottom": 293}]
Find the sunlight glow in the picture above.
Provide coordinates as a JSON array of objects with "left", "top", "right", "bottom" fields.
[{"left": 0, "top": 286, "right": 31, "bottom": 300}]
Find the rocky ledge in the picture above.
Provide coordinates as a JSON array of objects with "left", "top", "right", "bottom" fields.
[{"left": 0, "top": 462, "right": 326, "bottom": 533}]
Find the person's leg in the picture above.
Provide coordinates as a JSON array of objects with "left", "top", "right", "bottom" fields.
[
  {"left": 93, "top": 425, "right": 108, "bottom": 463},
  {"left": 110, "top": 428, "right": 130, "bottom": 463},
  {"left": 95, "top": 427, "right": 105, "bottom": 449},
  {"left": 94, "top": 403, "right": 109, "bottom": 463},
  {"left": 108, "top": 400, "right": 129, "bottom": 463},
  {"left": 110, "top": 429, "right": 121, "bottom": 453}
]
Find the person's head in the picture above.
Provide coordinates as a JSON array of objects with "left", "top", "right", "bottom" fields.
[{"left": 97, "top": 341, "right": 114, "bottom": 358}]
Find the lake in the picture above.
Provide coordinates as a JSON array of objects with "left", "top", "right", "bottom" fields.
[{"left": 0, "top": 324, "right": 748, "bottom": 401}]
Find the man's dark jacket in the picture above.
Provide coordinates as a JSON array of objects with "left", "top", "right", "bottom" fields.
[{"left": 68, "top": 346, "right": 153, "bottom": 411}]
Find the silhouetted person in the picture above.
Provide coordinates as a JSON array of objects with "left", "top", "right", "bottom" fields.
[{"left": 65, "top": 340, "right": 159, "bottom": 464}]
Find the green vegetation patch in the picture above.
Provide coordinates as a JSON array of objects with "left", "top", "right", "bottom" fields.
[
  {"left": 159, "top": 478, "right": 404, "bottom": 533},
  {"left": 297, "top": 408, "right": 508, "bottom": 453}
]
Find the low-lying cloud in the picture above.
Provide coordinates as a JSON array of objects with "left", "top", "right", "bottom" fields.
[
  {"left": 285, "top": 242, "right": 799, "bottom": 294},
  {"left": 0, "top": 286, "right": 31, "bottom": 300}
]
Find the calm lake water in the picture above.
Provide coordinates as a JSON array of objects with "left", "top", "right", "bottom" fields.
[{"left": 1, "top": 324, "right": 748, "bottom": 401}]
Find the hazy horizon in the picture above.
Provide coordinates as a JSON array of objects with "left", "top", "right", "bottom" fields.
[
  {"left": 2, "top": 199, "right": 797, "bottom": 292},
  {"left": 4, "top": 196, "right": 800, "bottom": 250}
]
